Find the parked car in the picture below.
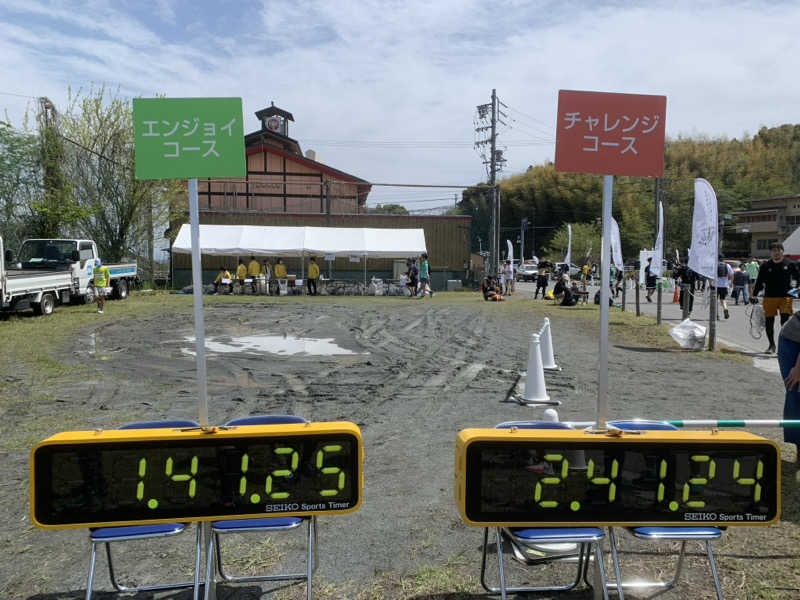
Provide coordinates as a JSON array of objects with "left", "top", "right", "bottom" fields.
[{"left": 516, "top": 261, "right": 539, "bottom": 282}]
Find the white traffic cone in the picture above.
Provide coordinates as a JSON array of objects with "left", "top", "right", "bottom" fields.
[
  {"left": 540, "top": 317, "right": 560, "bottom": 371},
  {"left": 522, "top": 333, "right": 557, "bottom": 405}
]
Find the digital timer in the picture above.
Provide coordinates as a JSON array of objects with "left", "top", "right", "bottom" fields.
[
  {"left": 31, "top": 422, "right": 363, "bottom": 529},
  {"left": 454, "top": 428, "right": 780, "bottom": 527}
]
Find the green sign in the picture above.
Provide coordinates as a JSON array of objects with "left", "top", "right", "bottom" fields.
[{"left": 133, "top": 97, "right": 246, "bottom": 180}]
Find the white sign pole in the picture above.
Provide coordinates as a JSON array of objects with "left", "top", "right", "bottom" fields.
[
  {"left": 596, "top": 175, "right": 614, "bottom": 430},
  {"left": 188, "top": 177, "right": 213, "bottom": 600},
  {"left": 188, "top": 178, "right": 209, "bottom": 426}
]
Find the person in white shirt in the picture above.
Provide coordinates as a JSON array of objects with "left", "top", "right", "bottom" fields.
[
  {"left": 715, "top": 261, "right": 735, "bottom": 319},
  {"left": 503, "top": 260, "right": 514, "bottom": 295}
]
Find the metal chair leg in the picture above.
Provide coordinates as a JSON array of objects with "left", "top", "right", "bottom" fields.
[
  {"left": 706, "top": 540, "right": 724, "bottom": 600},
  {"left": 104, "top": 539, "right": 196, "bottom": 593},
  {"left": 306, "top": 517, "right": 315, "bottom": 600},
  {"left": 203, "top": 531, "right": 216, "bottom": 600},
  {"left": 496, "top": 528, "right": 507, "bottom": 600},
  {"left": 85, "top": 542, "right": 98, "bottom": 600},
  {"left": 594, "top": 542, "right": 610, "bottom": 600},
  {"left": 193, "top": 526, "right": 203, "bottom": 600},
  {"left": 605, "top": 528, "right": 625, "bottom": 599}
]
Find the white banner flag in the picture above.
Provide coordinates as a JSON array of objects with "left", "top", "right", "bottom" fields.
[
  {"left": 564, "top": 224, "right": 572, "bottom": 267},
  {"left": 507, "top": 239, "right": 514, "bottom": 265},
  {"left": 610, "top": 217, "right": 624, "bottom": 272},
  {"left": 651, "top": 200, "right": 664, "bottom": 277},
  {"left": 688, "top": 178, "right": 718, "bottom": 279}
]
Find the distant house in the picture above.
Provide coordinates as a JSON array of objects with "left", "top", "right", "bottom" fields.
[{"left": 733, "top": 194, "right": 800, "bottom": 258}]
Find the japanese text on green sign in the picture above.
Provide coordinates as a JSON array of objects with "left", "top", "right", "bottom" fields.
[{"left": 133, "top": 97, "right": 246, "bottom": 180}]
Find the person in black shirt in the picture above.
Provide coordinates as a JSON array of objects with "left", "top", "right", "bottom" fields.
[
  {"left": 645, "top": 257, "right": 656, "bottom": 302},
  {"left": 534, "top": 269, "right": 548, "bottom": 299},
  {"left": 751, "top": 242, "right": 800, "bottom": 353}
]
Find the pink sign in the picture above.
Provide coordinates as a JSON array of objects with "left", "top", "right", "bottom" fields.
[{"left": 555, "top": 90, "right": 667, "bottom": 178}]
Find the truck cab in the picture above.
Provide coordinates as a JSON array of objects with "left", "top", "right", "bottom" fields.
[{"left": 15, "top": 238, "right": 97, "bottom": 297}]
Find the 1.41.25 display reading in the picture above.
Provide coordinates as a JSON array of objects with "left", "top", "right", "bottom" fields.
[{"left": 31, "top": 423, "right": 363, "bottom": 528}]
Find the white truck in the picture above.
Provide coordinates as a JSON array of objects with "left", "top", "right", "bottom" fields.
[{"left": 1, "top": 236, "right": 138, "bottom": 316}]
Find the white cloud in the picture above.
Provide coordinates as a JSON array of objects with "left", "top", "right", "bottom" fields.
[{"left": 1, "top": 0, "right": 799, "bottom": 208}]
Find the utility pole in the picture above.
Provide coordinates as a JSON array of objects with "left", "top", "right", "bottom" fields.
[
  {"left": 490, "top": 89, "right": 498, "bottom": 274},
  {"left": 520, "top": 217, "right": 527, "bottom": 262},
  {"left": 475, "top": 89, "right": 506, "bottom": 275}
]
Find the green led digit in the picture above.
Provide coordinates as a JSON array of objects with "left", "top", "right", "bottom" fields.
[
  {"left": 238, "top": 453, "right": 262, "bottom": 504},
  {"left": 136, "top": 457, "right": 159, "bottom": 509},
  {"left": 165, "top": 454, "right": 199, "bottom": 498},
  {"left": 265, "top": 446, "right": 299, "bottom": 500},
  {"left": 316, "top": 444, "right": 346, "bottom": 497},
  {"left": 733, "top": 458, "right": 764, "bottom": 503},
  {"left": 682, "top": 454, "right": 716, "bottom": 508},
  {"left": 586, "top": 457, "right": 618, "bottom": 502},
  {"left": 533, "top": 453, "right": 569, "bottom": 509}
]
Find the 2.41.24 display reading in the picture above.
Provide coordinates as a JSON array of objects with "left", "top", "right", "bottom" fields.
[{"left": 464, "top": 441, "right": 779, "bottom": 524}]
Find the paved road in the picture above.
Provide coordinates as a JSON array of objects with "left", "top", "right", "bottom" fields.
[{"left": 515, "top": 279, "right": 783, "bottom": 374}]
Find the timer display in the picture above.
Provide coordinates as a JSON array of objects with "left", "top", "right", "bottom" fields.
[
  {"left": 454, "top": 429, "right": 780, "bottom": 527},
  {"left": 31, "top": 422, "right": 363, "bottom": 529}
]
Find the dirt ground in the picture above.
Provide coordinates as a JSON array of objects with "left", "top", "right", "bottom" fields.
[{"left": 2, "top": 293, "right": 800, "bottom": 599}]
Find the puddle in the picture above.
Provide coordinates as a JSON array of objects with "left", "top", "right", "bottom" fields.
[
  {"left": 88, "top": 332, "right": 113, "bottom": 360},
  {"left": 183, "top": 334, "right": 366, "bottom": 357}
]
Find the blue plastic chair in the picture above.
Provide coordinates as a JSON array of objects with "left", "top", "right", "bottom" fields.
[
  {"left": 606, "top": 420, "right": 724, "bottom": 600},
  {"left": 479, "top": 421, "right": 610, "bottom": 600},
  {"left": 85, "top": 419, "right": 202, "bottom": 600},
  {"left": 204, "top": 415, "right": 317, "bottom": 600}
]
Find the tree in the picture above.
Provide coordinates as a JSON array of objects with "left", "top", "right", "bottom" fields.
[
  {"left": 59, "top": 86, "right": 184, "bottom": 281},
  {"left": 28, "top": 97, "right": 85, "bottom": 238},
  {"left": 0, "top": 123, "right": 40, "bottom": 249},
  {"left": 367, "top": 203, "right": 409, "bottom": 215},
  {"left": 455, "top": 183, "right": 492, "bottom": 252},
  {"left": 543, "top": 222, "right": 600, "bottom": 264}
]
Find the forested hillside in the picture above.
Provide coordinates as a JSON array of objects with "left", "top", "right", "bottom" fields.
[{"left": 458, "top": 124, "right": 800, "bottom": 261}]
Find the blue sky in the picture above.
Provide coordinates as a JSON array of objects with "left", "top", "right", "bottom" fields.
[{"left": 2, "top": 0, "right": 799, "bottom": 210}]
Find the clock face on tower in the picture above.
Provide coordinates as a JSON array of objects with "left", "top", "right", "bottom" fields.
[{"left": 266, "top": 117, "right": 282, "bottom": 132}]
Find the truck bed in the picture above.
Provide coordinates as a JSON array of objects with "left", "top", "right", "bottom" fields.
[
  {"left": 3, "top": 270, "right": 73, "bottom": 295},
  {"left": 7, "top": 268, "right": 70, "bottom": 278}
]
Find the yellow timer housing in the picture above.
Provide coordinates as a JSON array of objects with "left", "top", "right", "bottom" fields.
[
  {"left": 31, "top": 421, "right": 363, "bottom": 529},
  {"left": 454, "top": 428, "right": 780, "bottom": 527}
]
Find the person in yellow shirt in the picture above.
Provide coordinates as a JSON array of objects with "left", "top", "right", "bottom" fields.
[
  {"left": 307, "top": 256, "right": 320, "bottom": 295},
  {"left": 235, "top": 259, "right": 247, "bottom": 285},
  {"left": 213, "top": 266, "right": 232, "bottom": 294},
  {"left": 274, "top": 258, "right": 287, "bottom": 279},
  {"left": 247, "top": 256, "right": 261, "bottom": 292},
  {"left": 92, "top": 258, "right": 112, "bottom": 314}
]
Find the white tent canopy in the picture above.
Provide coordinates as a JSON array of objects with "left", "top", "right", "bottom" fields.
[
  {"left": 172, "top": 224, "right": 427, "bottom": 258},
  {"left": 782, "top": 226, "right": 800, "bottom": 255}
]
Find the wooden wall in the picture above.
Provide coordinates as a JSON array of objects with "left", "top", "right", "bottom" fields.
[{"left": 196, "top": 149, "right": 364, "bottom": 214}]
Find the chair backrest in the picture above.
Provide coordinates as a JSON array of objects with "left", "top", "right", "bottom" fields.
[
  {"left": 608, "top": 419, "right": 678, "bottom": 431},
  {"left": 119, "top": 420, "right": 200, "bottom": 430},
  {"left": 224, "top": 415, "right": 308, "bottom": 427},
  {"left": 495, "top": 420, "right": 573, "bottom": 430}
]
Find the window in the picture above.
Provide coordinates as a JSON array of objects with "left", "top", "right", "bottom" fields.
[{"left": 79, "top": 242, "right": 94, "bottom": 262}]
